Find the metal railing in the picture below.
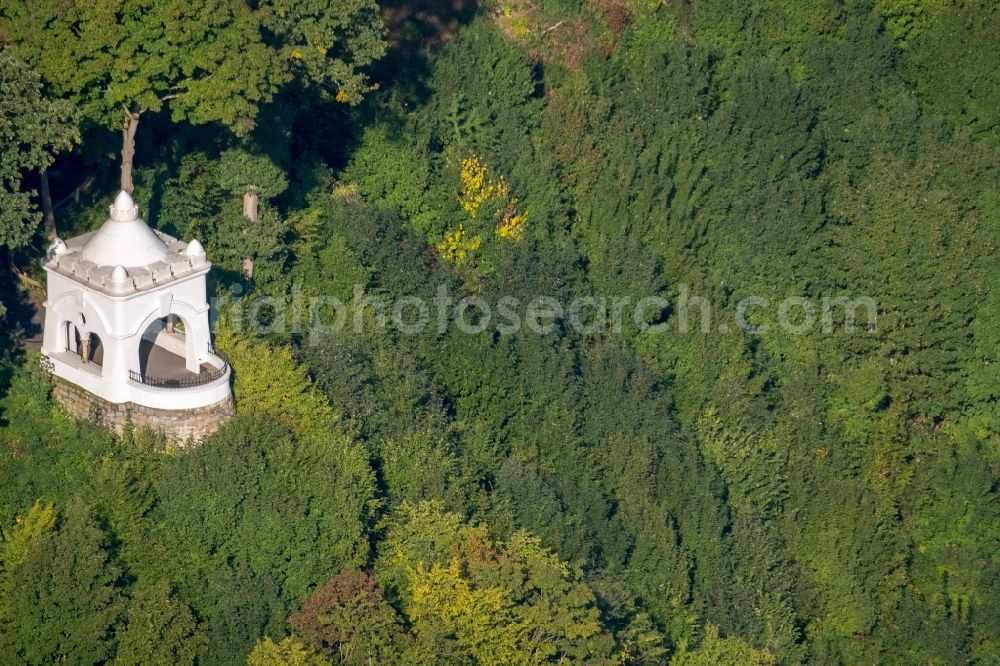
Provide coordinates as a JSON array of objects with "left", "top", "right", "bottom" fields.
[{"left": 128, "top": 347, "right": 229, "bottom": 389}]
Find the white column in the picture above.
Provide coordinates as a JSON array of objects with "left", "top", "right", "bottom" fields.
[
  {"left": 184, "top": 325, "right": 199, "bottom": 373},
  {"left": 101, "top": 333, "right": 132, "bottom": 386},
  {"left": 41, "top": 302, "right": 72, "bottom": 355}
]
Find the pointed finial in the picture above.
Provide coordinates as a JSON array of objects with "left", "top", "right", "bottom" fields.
[
  {"left": 108, "top": 264, "right": 132, "bottom": 293},
  {"left": 184, "top": 239, "right": 205, "bottom": 256},
  {"left": 109, "top": 190, "right": 139, "bottom": 222}
]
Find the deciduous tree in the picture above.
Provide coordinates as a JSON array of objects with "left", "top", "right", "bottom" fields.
[
  {"left": 0, "top": 503, "right": 124, "bottom": 664},
  {"left": 0, "top": 51, "right": 77, "bottom": 245},
  {"left": 114, "top": 582, "right": 205, "bottom": 666},
  {"left": 0, "top": 0, "right": 384, "bottom": 192},
  {"left": 289, "top": 569, "right": 405, "bottom": 664}
]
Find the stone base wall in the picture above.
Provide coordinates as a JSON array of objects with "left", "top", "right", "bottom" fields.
[{"left": 52, "top": 376, "right": 232, "bottom": 445}]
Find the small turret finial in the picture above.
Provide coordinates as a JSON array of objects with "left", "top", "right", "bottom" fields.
[
  {"left": 184, "top": 239, "right": 205, "bottom": 256},
  {"left": 109, "top": 190, "right": 139, "bottom": 222}
]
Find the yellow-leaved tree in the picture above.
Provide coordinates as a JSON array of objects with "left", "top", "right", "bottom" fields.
[
  {"left": 375, "top": 501, "right": 616, "bottom": 664},
  {"left": 246, "top": 636, "right": 327, "bottom": 666}
]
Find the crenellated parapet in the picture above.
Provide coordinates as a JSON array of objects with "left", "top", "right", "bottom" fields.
[{"left": 47, "top": 230, "right": 209, "bottom": 294}]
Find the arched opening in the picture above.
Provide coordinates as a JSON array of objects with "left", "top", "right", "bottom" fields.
[
  {"left": 136, "top": 315, "right": 207, "bottom": 383},
  {"left": 128, "top": 309, "right": 227, "bottom": 389},
  {"left": 139, "top": 315, "right": 184, "bottom": 374},
  {"left": 64, "top": 322, "right": 104, "bottom": 368}
]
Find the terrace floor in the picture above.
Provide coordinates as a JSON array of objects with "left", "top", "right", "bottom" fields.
[{"left": 139, "top": 339, "right": 213, "bottom": 380}]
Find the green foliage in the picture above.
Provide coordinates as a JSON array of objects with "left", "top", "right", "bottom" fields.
[
  {"left": 114, "top": 583, "right": 205, "bottom": 666},
  {"left": 289, "top": 569, "right": 406, "bottom": 664},
  {"left": 215, "top": 201, "right": 291, "bottom": 284},
  {"left": 904, "top": 437, "right": 1000, "bottom": 661},
  {"left": 341, "top": 126, "right": 439, "bottom": 239},
  {"left": 217, "top": 149, "right": 289, "bottom": 199},
  {"left": 0, "top": 353, "right": 119, "bottom": 521},
  {"left": 375, "top": 501, "right": 617, "bottom": 664},
  {"left": 0, "top": 0, "right": 385, "bottom": 132},
  {"left": 257, "top": 0, "right": 386, "bottom": 103},
  {"left": 0, "top": 0, "right": 283, "bottom": 132},
  {"left": 1, "top": 0, "right": 998, "bottom": 662},
  {"left": 696, "top": 407, "right": 787, "bottom": 517},
  {"left": 142, "top": 414, "right": 372, "bottom": 663},
  {"left": 152, "top": 414, "right": 373, "bottom": 595},
  {"left": 670, "top": 624, "right": 775, "bottom": 666},
  {"left": 214, "top": 319, "right": 338, "bottom": 436},
  {"left": 247, "top": 636, "right": 329, "bottom": 666},
  {"left": 875, "top": 0, "right": 942, "bottom": 46},
  {"left": 288, "top": 202, "right": 369, "bottom": 301},
  {"left": 0, "top": 504, "right": 124, "bottom": 664},
  {"left": 0, "top": 50, "right": 78, "bottom": 248},
  {"left": 154, "top": 149, "right": 290, "bottom": 283},
  {"left": 0, "top": 500, "right": 55, "bottom": 575},
  {"left": 901, "top": 1, "right": 999, "bottom": 142}
]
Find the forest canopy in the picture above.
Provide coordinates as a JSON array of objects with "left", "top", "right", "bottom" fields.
[{"left": 0, "top": 0, "right": 998, "bottom": 664}]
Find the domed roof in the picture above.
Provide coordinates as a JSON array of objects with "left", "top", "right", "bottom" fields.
[{"left": 78, "top": 191, "right": 168, "bottom": 267}]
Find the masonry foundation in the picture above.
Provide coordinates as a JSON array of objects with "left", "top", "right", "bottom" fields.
[{"left": 52, "top": 375, "right": 232, "bottom": 444}]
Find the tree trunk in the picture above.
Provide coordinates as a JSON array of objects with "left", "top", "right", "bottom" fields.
[
  {"left": 241, "top": 190, "right": 259, "bottom": 279},
  {"left": 39, "top": 169, "right": 56, "bottom": 239},
  {"left": 120, "top": 109, "right": 141, "bottom": 193},
  {"left": 242, "top": 191, "right": 259, "bottom": 223}
]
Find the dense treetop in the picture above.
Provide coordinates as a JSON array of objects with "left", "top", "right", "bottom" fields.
[{"left": 0, "top": 0, "right": 997, "bottom": 663}]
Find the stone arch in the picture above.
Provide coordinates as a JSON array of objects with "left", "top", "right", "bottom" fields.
[
  {"left": 48, "top": 291, "right": 111, "bottom": 348},
  {"left": 84, "top": 330, "right": 105, "bottom": 367},
  {"left": 132, "top": 301, "right": 203, "bottom": 375},
  {"left": 59, "top": 319, "right": 79, "bottom": 354},
  {"left": 60, "top": 321, "right": 105, "bottom": 373},
  {"left": 130, "top": 299, "right": 203, "bottom": 339}
]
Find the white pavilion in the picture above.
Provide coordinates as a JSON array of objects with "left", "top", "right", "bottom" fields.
[{"left": 40, "top": 191, "right": 232, "bottom": 440}]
